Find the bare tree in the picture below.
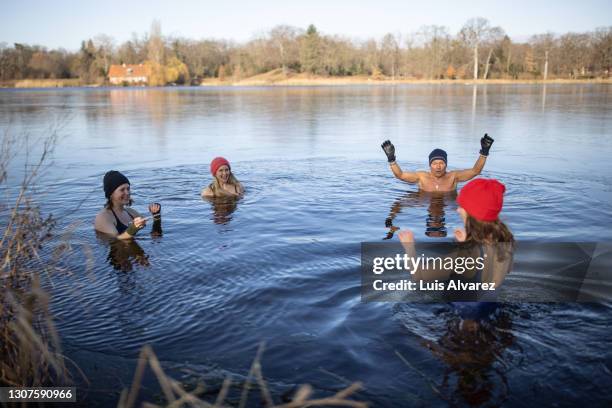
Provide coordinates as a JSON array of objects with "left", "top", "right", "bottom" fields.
[
  {"left": 417, "top": 25, "right": 450, "bottom": 79},
  {"left": 459, "top": 17, "right": 492, "bottom": 79},
  {"left": 559, "top": 32, "right": 591, "bottom": 77},
  {"left": 147, "top": 20, "right": 165, "bottom": 65},
  {"left": 93, "top": 34, "right": 115, "bottom": 75},
  {"left": 591, "top": 27, "right": 612, "bottom": 77},
  {"left": 530, "top": 33, "right": 557, "bottom": 80},
  {"left": 482, "top": 26, "right": 506, "bottom": 79},
  {"left": 380, "top": 33, "right": 401, "bottom": 78},
  {"left": 269, "top": 25, "right": 301, "bottom": 74},
  {"left": 361, "top": 38, "right": 380, "bottom": 76}
]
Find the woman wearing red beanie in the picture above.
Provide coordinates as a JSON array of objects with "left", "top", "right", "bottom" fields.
[
  {"left": 453, "top": 178, "right": 514, "bottom": 244},
  {"left": 201, "top": 157, "right": 244, "bottom": 198},
  {"left": 399, "top": 178, "right": 514, "bottom": 319}
]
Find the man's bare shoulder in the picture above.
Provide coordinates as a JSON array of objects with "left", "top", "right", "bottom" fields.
[{"left": 446, "top": 170, "right": 460, "bottom": 179}]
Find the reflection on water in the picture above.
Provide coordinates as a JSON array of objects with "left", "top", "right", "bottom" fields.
[
  {"left": 384, "top": 191, "right": 456, "bottom": 239},
  {"left": 98, "top": 233, "right": 150, "bottom": 272},
  {"left": 2, "top": 85, "right": 610, "bottom": 181},
  {"left": 425, "top": 310, "right": 515, "bottom": 406},
  {"left": 204, "top": 196, "right": 240, "bottom": 225}
]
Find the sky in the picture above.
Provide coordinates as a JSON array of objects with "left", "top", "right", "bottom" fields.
[{"left": 1, "top": 0, "right": 611, "bottom": 50}]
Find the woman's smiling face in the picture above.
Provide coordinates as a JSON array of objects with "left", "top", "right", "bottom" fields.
[
  {"left": 111, "top": 183, "right": 131, "bottom": 206},
  {"left": 215, "top": 165, "right": 230, "bottom": 183}
]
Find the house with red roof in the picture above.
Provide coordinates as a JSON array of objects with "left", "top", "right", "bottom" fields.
[{"left": 108, "top": 64, "right": 150, "bottom": 85}]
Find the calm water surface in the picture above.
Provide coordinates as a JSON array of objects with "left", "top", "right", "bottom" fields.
[{"left": 1, "top": 85, "right": 611, "bottom": 406}]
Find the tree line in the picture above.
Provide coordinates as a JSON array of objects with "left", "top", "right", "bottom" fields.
[{"left": 1, "top": 18, "right": 610, "bottom": 84}]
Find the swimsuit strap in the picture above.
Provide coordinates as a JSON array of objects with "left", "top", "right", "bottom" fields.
[{"left": 110, "top": 208, "right": 133, "bottom": 234}]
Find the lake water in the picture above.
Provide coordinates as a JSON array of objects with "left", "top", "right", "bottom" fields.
[{"left": 1, "top": 85, "right": 611, "bottom": 406}]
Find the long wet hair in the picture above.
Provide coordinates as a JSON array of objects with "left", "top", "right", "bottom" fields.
[
  {"left": 464, "top": 215, "right": 514, "bottom": 261},
  {"left": 209, "top": 172, "right": 241, "bottom": 197},
  {"left": 464, "top": 215, "right": 514, "bottom": 244}
]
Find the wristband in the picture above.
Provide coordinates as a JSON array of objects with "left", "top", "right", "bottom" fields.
[{"left": 126, "top": 223, "right": 140, "bottom": 236}]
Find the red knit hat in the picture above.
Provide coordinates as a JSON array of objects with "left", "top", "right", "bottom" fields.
[
  {"left": 210, "top": 157, "right": 230, "bottom": 176},
  {"left": 457, "top": 178, "right": 505, "bottom": 222}
]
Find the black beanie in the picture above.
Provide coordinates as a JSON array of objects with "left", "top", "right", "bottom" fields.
[
  {"left": 103, "top": 170, "right": 130, "bottom": 198},
  {"left": 429, "top": 148, "right": 447, "bottom": 165}
]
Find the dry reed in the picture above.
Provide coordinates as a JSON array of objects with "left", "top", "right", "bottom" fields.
[
  {"left": 118, "top": 343, "right": 368, "bottom": 408},
  {"left": 0, "top": 120, "right": 73, "bottom": 386}
]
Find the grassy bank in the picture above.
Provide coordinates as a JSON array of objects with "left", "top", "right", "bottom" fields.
[
  {"left": 200, "top": 69, "right": 612, "bottom": 87},
  {"left": 0, "top": 78, "right": 86, "bottom": 88},
  {"left": 2, "top": 71, "right": 611, "bottom": 89}
]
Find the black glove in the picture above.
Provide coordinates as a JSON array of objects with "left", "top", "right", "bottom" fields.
[
  {"left": 149, "top": 203, "right": 161, "bottom": 219},
  {"left": 381, "top": 140, "right": 396, "bottom": 163},
  {"left": 149, "top": 203, "right": 162, "bottom": 236},
  {"left": 480, "top": 133, "right": 494, "bottom": 156}
]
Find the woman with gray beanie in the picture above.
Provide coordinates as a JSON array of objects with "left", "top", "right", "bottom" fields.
[{"left": 94, "top": 170, "right": 162, "bottom": 239}]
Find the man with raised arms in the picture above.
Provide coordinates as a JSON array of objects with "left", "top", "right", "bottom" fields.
[{"left": 381, "top": 134, "right": 494, "bottom": 192}]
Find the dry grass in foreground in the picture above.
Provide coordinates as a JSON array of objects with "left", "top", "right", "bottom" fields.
[
  {"left": 0, "top": 120, "right": 80, "bottom": 387},
  {"left": 118, "top": 343, "right": 367, "bottom": 408}
]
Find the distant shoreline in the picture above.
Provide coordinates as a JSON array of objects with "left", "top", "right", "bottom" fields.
[
  {"left": 200, "top": 77, "right": 612, "bottom": 87},
  {"left": 1, "top": 77, "right": 611, "bottom": 89}
]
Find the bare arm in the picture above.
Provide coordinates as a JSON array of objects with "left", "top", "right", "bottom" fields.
[
  {"left": 201, "top": 186, "right": 214, "bottom": 198},
  {"left": 454, "top": 155, "right": 487, "bottom": 182},
  {"left": 94, "top": 212, "right": 120, "bottom": 236},
  {"left": 390, "top": 162, "right": 421, "bottom": 183},
  {"left": 455, "top": 133, "right": 495, "bottom": 182},
  {"left": 382, "top": 140, "right": 420, "bottom": 183}
]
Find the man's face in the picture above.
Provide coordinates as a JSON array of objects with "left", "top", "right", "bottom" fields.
[{"left": 430, "top": 159, "right": 447, "bottom": 177}]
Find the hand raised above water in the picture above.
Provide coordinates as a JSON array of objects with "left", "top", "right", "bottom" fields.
[
  {"left": 149, "top": 203, "right": 161, "bottom": 215},
  {"left": 381, "top": 140, "right": 396, "bottom": 163},
  {"left": 480, "top": 133, "right": 494, "bottom": 156}
]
